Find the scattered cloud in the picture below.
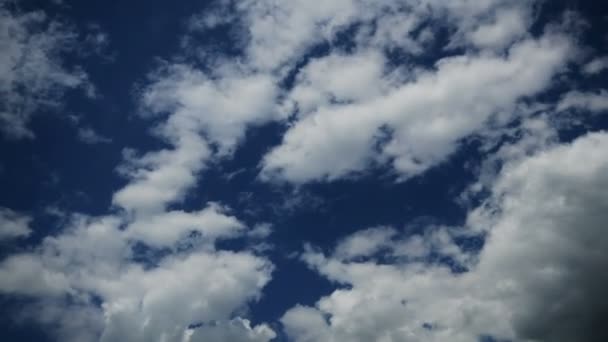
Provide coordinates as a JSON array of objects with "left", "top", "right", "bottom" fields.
[
  {"left": 262, "top": 32, "right": 573, "bottom": 183},
  {"left": 1, "top": 0, "right": 607, "bottom": 341},
  {"left": 283, "top": 131, "right": 608, "bottom": 342},
  {"left": 0, "top": 1, "right": 92, "bottom": 139}
]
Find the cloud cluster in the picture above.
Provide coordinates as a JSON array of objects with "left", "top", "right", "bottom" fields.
[
  {"left": 262, "top": 33, "right": 573, "bottom": 183},
  {"left": 0, "top": 205, "right": 275, "bottom": 342},
  {"left": 0, "top": 1, "right": 92, "bottom": 139},
  {"left": 282, "top": 131, "right": 608, "bottom": 342},
  {"left": 1, "top": 0, "right": 607, "bottom": 341}
]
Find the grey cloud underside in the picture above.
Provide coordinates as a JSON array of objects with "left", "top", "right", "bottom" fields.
[{"left": 1, "top": 0, "right": 608, "bottom": 341}]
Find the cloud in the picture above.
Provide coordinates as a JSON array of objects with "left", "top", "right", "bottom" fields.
[
  {"left": 282, "top": 131, "right": 608, "bottom": 342},
  {"left": 77, "top": 127, "right": 112, "bottom": 144},
  {"left": 1, "top": 1, "right": 605, "bottom": 341},
  {"left": 0, "top": 2, "right": 92, "bottom": 139},
  {"left": 0, "top": 35, "right": 281, "bottom": 341},
  {"left": 261, "top": 32, "right": 573, "bottom": 183},
  {"left": 0, "top": 208, "right": 275, "bottom": 341},
  {"left": 218, "top": 0, "right": 537, "bottom": 72},
  {"left": 0, "top": 207, "right": 32, "bottom": 240},
  {"left": 125, "top": 204, "right": 245, "bottom": 248},
  {"left": 583, "top": 56, "right": 608, "bottom": 75},
  {"left": 557, "top": 90, "right": 608, "bottom": 113},
  {"left": 112, "top": 134, "right": 211, "bottom": 214},
  {"left": 141, "top": 64, "right": 279, "bottom": 154}
]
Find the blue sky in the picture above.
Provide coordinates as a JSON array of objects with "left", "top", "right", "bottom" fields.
[{"left": 1, "top": 1, "right": 608, "bottom": 341}]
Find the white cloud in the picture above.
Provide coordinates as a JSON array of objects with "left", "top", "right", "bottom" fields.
[
  {"left": 141, "top": 64, "right": 278, "bottom": 154},
  {"left": 98, "top": 250, "right": 273, "bottom": 342},
  {"left": 582, "top": 56, "right": 608, "bottom": 75},
  {"left": 113, "top": 132, "right": 211, "bottom": 214},
  {"left": 0, "top": 208, "right": 275, "bottom": 342},
  {"left": 0, "top": 52, "right": 282, "bottom": 340},
  {"left": 113, "top": 64, "right": 279, "bottom": 215},
  {"left": 333, "top": 226, "right": 397, "bottom": 261},
  {"left": 0, "top": 2, "right": 91, "bottom": 139},
  {"left": 262, "top": 33, "right": 573, "bottom": 183},
  {"left": 234, "top": 0, "right": 361, "bottom": 71},
  {"left": 0, "top": 1, "right": 603, "bottom": 341},
  {"left": 557, "top": 90, "right": 608, "bottom": 113},
  {"left": 0, "top": 207, "right": 32, "bottom": 240},
  {"left": 125, "top": 204, "right": 245, "bottom": 248},
  {"left": 467, "top": 6, "right": 530, "bottom": 50},
  {"left": 282, "top": 131, "right": 608, "bottom": 342},
  {"left": 0, "top": 254, "right": 71, "bottom": 296},
  {"left": 282, "top": 50, "right": 389, "bottom": 117}
]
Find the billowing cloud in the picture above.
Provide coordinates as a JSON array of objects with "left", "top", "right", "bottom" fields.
[
  {"left": 282, "top": 131, "right": 608, "bottom": 342},
  {"left": 262, "top": 32, "right": 573, "bottom": 183},
  {"left": 0, "top": 210, "right": 275, "bottom": 341}
]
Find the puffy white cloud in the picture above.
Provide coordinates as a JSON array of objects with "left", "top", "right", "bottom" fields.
[
  {"left": 113, "top": 132, "right": 211, "bottom": 214},
  {"left": 1, "top": 2, "right": 602, "bottom": 342},
  {"left": 283, "top": 50, "right": 389, "bottom": 116},
  {"left": 0, "top": 209, "right": 275, "bottom": 342},
  {"left": 98, "top": 250, "right": 273, "bottom": 342},
  {"left": 262, "top": 33, "right": 573, "bottom": 183},
  {"left": 141, "top": 64, "right": 279, "bottom": 154},
  {"left": 333, "top": 226, "right": 397, "bottom": 261},
  {"left": 0, "top": 53, "right": 281, "bottom": 338},
  {"left": 114, "top": 64, "right": 278, "bottom": 214},
  {"left": 225, "top": 0, "right": 537, "bottom": 71},
  {"left": 125, "top": 204, "right": 245, "bottom": 248},
  {"left": 283, "top": 131, "right": 608, "bottom": 342},
  {"left": 0, "top": 207, "right": 32, "bottom": 240},
  {"left": 0, "top": 254, "right": 71, "bottom": 296},
  {"left": 0, "top": 2, "right": 91, "bottom": 139}
]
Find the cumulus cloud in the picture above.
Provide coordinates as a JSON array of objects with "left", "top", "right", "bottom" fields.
[
  {"left": 262, "top": 32, "right": 573, "bottom": 183},
  {"left": 1, "top": 0, "right": 605, "bottom": 341},
  {"left": 0, "top": 208, "right": 275, "bottom": 341},
  {"left": 125, "top": 204, "right": 245, "bottom": 248},
  {"left": 282, "top": 131, "right": 608, "bottom": 342},
  {"left": 0, "top": 1, "right": 92, "bottom": 139},
  {"left": 0, "top": 23, "right": 281, "bottom": 340}
]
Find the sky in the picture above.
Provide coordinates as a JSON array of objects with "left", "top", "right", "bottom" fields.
[{"left": 0, "top": 0, "right": 608, "bottom": 341}]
